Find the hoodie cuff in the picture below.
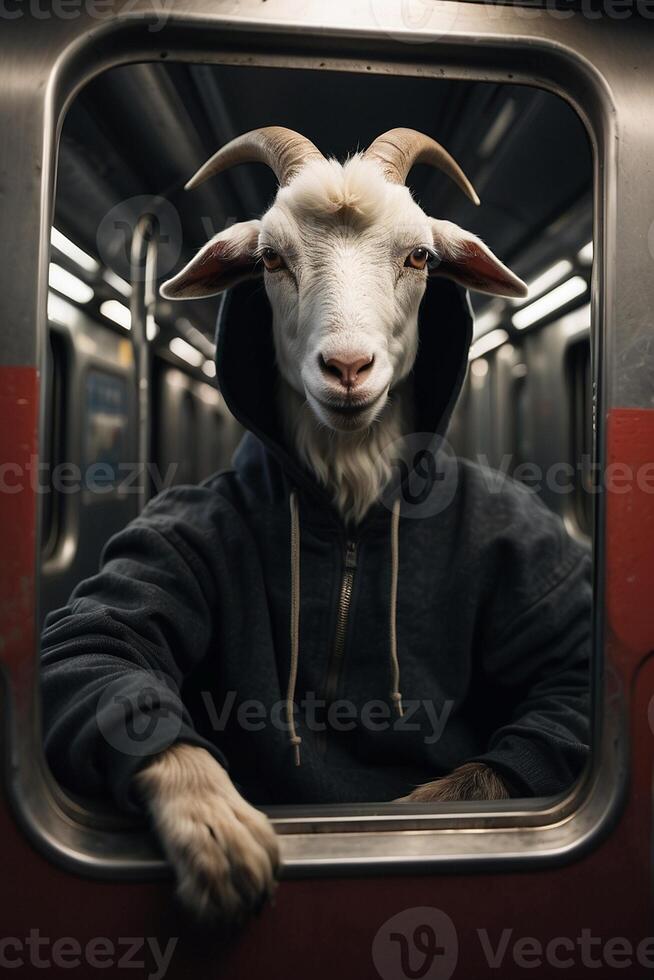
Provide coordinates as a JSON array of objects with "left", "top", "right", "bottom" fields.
[
  {"left": 109, "top": 727, "right": 229, "bottom": 815},
  {"left": 91, "top": 671, "right": 228, "bottom": 814},
  {"left": 469, "top": 733, "right": 586, "bottom": 799}
]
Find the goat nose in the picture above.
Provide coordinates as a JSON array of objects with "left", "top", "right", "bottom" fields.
[{"left": 321, "top": 354, "right": 374, "bottom": 388}]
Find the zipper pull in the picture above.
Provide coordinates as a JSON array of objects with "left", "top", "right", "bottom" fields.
[{"left": 344, "top": 540, "right": 357, "bottom": 570}]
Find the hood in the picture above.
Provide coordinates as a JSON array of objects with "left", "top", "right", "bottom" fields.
[
  {"left": 214, "top": 275, "right": 474, "bottom": 503},
  {"left": 212, "top": 275, "right": 474, "bottom": 767}
]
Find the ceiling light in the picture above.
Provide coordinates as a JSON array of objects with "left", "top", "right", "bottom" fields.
[
  {"left": 50, "top": 227, "right": 99, "bottom": 274},
  {"left": 48, "top": 263, "right": 94, "bottom": 304},
  {"left": 578, "top": 241, "right": 593, "bottom": 265},
  {"left": 47, "top": 292, "right": 78, "bottom": 326},
  {"left": 468, "top": 328, "right": 509, "bottom": 360},
  {"left": 515, "top": 259, "right": 573, "bottom": 306},
  {"left": 103, "top": 269, "right": 132, "bottom": 298},
  {"left": 470, "top": 358, "right": 489, "bottom": 378},
  {"left": 176, "top": 317, "right": 217, "bottom": 359},
  {"left": 100, "top": 299, "right": 131, "bottom": 330},
  {"left": 169, "top": 336, "right": 204, "bottom": 368},
  {"left": 512, "top": 277, "right": 587, "bottom": 330}
]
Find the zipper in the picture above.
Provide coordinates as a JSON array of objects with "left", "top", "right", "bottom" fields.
[{"left": 320, "top": 539, "right": 358, "bottom": 749}]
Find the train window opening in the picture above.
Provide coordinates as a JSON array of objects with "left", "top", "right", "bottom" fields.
[{"left": 37, "top": 54, "right": 599, "bottom": 873}]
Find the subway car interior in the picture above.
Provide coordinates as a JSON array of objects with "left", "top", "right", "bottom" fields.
[{"left": 43, "top": 63, "right": 593, "bottom": 624}]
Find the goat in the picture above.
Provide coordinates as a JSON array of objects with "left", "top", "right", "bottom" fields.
[
  {"left": 162, "top": 127, "right": 526, "bottom": 524},
  {"left": 135, "top": 127, "right": 528, "bottom": 922}
]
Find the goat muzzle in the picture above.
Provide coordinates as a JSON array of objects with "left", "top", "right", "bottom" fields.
[{"left": 320, "top": 353, "right": 374, "bottom": 389}]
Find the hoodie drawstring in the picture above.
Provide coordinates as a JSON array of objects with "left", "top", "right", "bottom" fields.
[
  {"left": 287, "top": 489, "right": 302, "bottom": 766},
  {"left": 286, "top": 490, "right": 404, "bottom": 766}
]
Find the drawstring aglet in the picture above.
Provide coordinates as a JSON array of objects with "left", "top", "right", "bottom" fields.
[
  {"left": 290, "top": 735, "right": 302, "bottom": 767},
  {"left": 391, "top": 691, "right": 404, "bottom": 718}
]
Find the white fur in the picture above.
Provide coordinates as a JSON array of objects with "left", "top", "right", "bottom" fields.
[
  {"left": 279, "top": 376, "right": 415, "bottom": 524},
  {"left": 261, "top": 156, "right": 432, "bottom": 521}
]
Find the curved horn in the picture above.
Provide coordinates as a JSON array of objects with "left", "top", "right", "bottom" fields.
[
  {"left": 185, "top": 126, "right": 324, "bottom": 191},
  {"left": 363, "top": 128, "right": 480, "bottom": 205}
]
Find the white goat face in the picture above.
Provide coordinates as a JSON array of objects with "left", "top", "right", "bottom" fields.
[
  {"left": 161, "top": 128, "right": 527, "bottom": 434},
  {"left": 258, "top": 158, "right": 435, "bottom": 432}
]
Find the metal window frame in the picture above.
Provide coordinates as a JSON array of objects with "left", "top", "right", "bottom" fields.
[
  {"left": 40, "top": 326, "right": 68, "bottom": 562},
  {"left": 566, "top": 332, "right": 593, "bottom": 537},
  {"left": 2, "top": 4, "right": 651, "bottom": 881}
]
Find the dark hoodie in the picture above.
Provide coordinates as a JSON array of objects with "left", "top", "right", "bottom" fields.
[{"left": 41, "top": 278, "right": 591, "bottom": 811}]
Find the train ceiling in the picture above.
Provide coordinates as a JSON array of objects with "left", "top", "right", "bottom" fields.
[{"left": 54, "top": 62, "right": 593, "bottom": 343}]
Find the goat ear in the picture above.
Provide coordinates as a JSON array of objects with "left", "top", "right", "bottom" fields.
[
  {"left": 160, "top": 220, "right": 261, "bottom": 300},
  {"left": 430, "top": 219, "right": 528, "bottom": 299}
]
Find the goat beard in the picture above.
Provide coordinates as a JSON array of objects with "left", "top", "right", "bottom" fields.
[
  {"left": 396, "top": 763, "right": 510, "bottom": 803},
  {"left": 278, "top": 377, "right": 414, "bottom": 525}
]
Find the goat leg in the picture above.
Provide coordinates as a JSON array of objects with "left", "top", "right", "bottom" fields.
[
  {"left": 396, "top": 762, "right": 510, "bottom": 803},
  {"left": 133, "top": 743, "right": 280, "bottom": 924}
]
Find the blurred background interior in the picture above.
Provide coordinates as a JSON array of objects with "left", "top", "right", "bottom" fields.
[{"left": 42, "top": 62, "right": 593, "bottom": 622}]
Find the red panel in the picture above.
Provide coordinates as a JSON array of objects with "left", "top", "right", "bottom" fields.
[
  {"left": 606, "top": 408, "right": 654, "bottom": 657},
  {"left": 0, "top": 366, "right": 38, "bottom": 697}
]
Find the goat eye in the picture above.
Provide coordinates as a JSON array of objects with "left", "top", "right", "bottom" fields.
[
  {"left": 405, "top": 247, "right": 430, "bottom": 271},
  {"left": 261, "top": 247, "right": 285, "bottom": 272}
]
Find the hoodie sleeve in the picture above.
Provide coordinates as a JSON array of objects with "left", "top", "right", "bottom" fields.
[
  {"left": 40, "top": 485, "right": 229, "bottom": 815},
  {"left": 470, "top": 494, "right": 592, "bottom": 798}
]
